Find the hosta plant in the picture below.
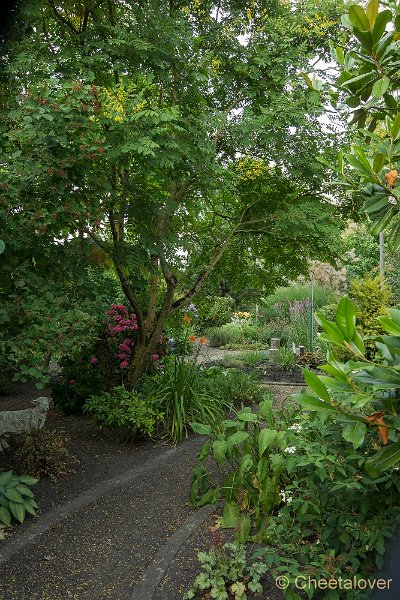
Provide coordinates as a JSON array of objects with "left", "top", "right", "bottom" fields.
[
  {"left": 0, "top": 471, "right": 38, "bottom": 525},
  {"left": 294, "top": 296, "right": 400, "bottom": 477}
]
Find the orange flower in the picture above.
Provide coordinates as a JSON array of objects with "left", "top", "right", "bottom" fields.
[
  {"left": 189, "top": 335, "right": 196, "bottom": 343},
  {"left": 366, "top": 411, "right": 389, "bottom": 445},
  {"left": 385, "top": 169, "right": 398, "bottom": 189},
  {"left": 199, "top": 336, "right": 207, "bottom": 345},
  {"left": 183, "top": 315, "right": 192, "bottom": 324}
]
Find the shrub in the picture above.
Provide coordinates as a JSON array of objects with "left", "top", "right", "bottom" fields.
[
  {"left": 260, "top": 284, "right": 335, "bottom": 324},
  {"left": 196, "top": 296, "right": 235, "bottom": 329},
  {"left": 0, "top": 357, "right": 14, "bottom": 395},
  {"left": 0, "top": 470, "right": 38, "bottom": 525},
  {"left": 350, "top": 275, "right": 392, "bottom": 351},
  {"left": 84, "top": 387, "right": 163, "bottom": 441},
  {"left": 15, "top": 428, "right": 75, "bottom": 480},
  {"left": 206, "top": 323, "right": 261, "bottom": 349},
  {"left": 190, "top": 402, "right": 400, "bottom": 599},
  {"left": 205, "top": 368, "right": 265, "bottom": 406}
]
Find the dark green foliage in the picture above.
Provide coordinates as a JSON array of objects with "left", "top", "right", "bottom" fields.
[{"left": 195, "top": 296, "right": 235, "bottom": 330}]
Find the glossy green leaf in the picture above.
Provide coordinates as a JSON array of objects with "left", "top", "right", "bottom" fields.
[
  {"left": 0, "top": 240, "right": 5, "bottom": 254},
  {"left": 366, "top": 0, "right": 379, "bottom": 27},
  {"left": 303, "top": 369, "right": 331, "bottom": 401},
  {"left": 348, "top": 5, "right": 371, "bottom": 31},
  {"left": 292, "top": 393, "right": 336, "bottom": 413},
  {"left": 365, "top": 443, "right": 400, "bottom": 477},
  {"left": 372, "top": 10, "right": 393, "bottom": 44},
  {"left": 336, "top": 296, "right": 356, "bottom": 340}
]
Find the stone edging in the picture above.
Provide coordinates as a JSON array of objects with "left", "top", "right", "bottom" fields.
[
  {"left": 0, "top": 441, "right": 196, "bottom": 564},
  {"left": 129, "top": 504, "right": 216, "bottom": 600}
]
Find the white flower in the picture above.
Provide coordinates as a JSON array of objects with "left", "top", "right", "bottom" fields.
[
  {"left": 288, "top": 424, "right": 302, "bottom": 432},
  {"left": 286, "top": 494, "right": 293, "bottom": 504},
  {"left": 284, "top": 446, "right": 296, "bottom": 454},
  {"left": 279, "top": 490, "right": 286, "bottom": 502}
]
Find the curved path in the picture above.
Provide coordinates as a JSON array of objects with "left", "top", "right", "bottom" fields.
[{"left": 0, "top": 436, "right": 212, "bottom": 600}]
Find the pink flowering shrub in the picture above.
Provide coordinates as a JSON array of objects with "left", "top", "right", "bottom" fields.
[{"left": 92, "top": 304, "right": 168, "bottom": 372}]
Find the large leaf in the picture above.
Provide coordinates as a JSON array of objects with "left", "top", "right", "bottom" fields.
[
  {"left": 335, "top": 296, "right": 356, "bottom": 341},
  {"left": 258, "top": 429, "right": 278, "bottom": 456},
  {"left": 391, "top": 114, "right": 400, "bottom": 140},
  {"left": 303, "top": 369, "right": 330, "bottom": 401},
  {"left": 315, "top": 314, "right": 346, "bottom": 348},
  {"left": 365, "top": 443, "right": 400, "bottom": 477},
  {"left": 348, "top": 5, "right": 371, "bottom": 31},
  {"left": 0, "top": 240, "right": 5, "bottom": 254},
  {"left": 221, "top": 501, "right": 240, "bottom": 528},
  {"left": 342, "top": 422, "right": 367, "bottom": 449},
  {"left": 292, "top": 393, "right": 336, "bottom": 413},
  {"left": 366, "top": 0, "right": 379, "bottom": 27},
  {"left": 372, "top": 10, "right": 393, "bottom": 44}
]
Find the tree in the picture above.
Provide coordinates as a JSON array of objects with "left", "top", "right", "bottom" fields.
[{"left": 1, "top": 0, "right": 344, "bottom": 386}]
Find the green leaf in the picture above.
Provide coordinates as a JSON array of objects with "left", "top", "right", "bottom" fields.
[
  {"left": 190, "top": 422, "right": 212, "bottom": 436},
  {"left": 15, "top": 484, "right": 34, "bottom": 498},
  {"left": 303, "top": 369, "right": 331, "bottom": 401},
  {"left": 342, "top": 422, "right": 367, "bottom": 449},
  {"left": 348, "top": 5, "right": 371, "bottom": 31},
  {"left": 212, "top": 440, "right": 228, "bottom": 464},
  {"left": 239, "top": 454, "right": 253, "bottom": 477},
  {"left": 373, "top": 152, "right": 386, "bottom": 173},
  {"left": 335, "top": 296, "right": 356, "bottom": 341},
  {"left": 4, "top": 488, "right": 23, "bottom": 503},
  {"left": 365, "top": 443, "right": 400, "bottom": 477},
  {"left": 221, "top": 501, "right": 240, "bottom": 528},
  {"left": 17, "top": 475, "right": 38, "bottom": 486},
  {"left": 0, "top": 471, "right": 13, "bottom": 486},
  {"left": 0, "top": 240, "right": 5, "bottom": 254},
  {"left": 235, "top": 514, "right": 251, "bottom": 543},
  {"left": 258, "top": 429, "right": 278, "bottom": 456},
  {"left": 237, "top": 412, "right": 258, "bottom": 422},
  {"left": 372, "top": 10, "right": 393, "bottom": 44},
  {"left": 0, "top": 506, "right": 11, "bottom": 526},
  {"left": 345, "top": 153, "right": 374, "bottom": 177},
  {"left": 391, "top": 114, "right": 400, "bottom": 140},
  {"left": 314, "top": 313, "right": 345, "bottom": 346},
  {"left": 9, "top": 501, "right": 25, "bottom": 523},
  {"left": 372, "top": 76, "right": 390, "bottom": 98},
  {"left": 366, "top": 0, "right": 379, "bottom": 27},
  {"left": 292, "top": 393, "right": 336, "bottom": 413},
  {"left": 228, "top": 431, "right": 249, "bottom": 445}
]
